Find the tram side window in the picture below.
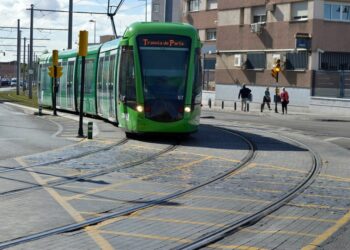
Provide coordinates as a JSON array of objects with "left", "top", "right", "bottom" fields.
[
  {"left": 192, "top": 48, "right": 202, "bottom": 104},
  {"left": 97, "top": 57, "right": 104, "bottom": 89},
  {"left": 109, "top": 55, "right": 116, "bottom": 85},
  {"left": 119, "top": 46, "right": 136, "bottom": 104},
  {"left": 41, "top": 64, "right": 49, "bottom": 90},
  {"left": 84, "top": 59, "right": 95, "bottom": 94},
  {"left": 67, "top": 61, "right": 74, "bottom": 88}
]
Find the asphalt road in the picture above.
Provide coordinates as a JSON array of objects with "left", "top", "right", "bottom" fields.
[
  {"left": 0, "top": 102, "right": 73, "bottom": 160},
  {"left": 201, "top": 108, "right": 350, "bottom": 150}
]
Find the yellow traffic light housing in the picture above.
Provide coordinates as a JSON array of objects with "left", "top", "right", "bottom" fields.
[
  {"left": 52, "top": 50, "right": 58, "bottom": 66},
  {"left": 48, "top": 66, "right": 55, "bottom": 78},
  {"left": 271, "top": 59, "right": 281, "bottom": 82},
  {"left": 48, "top": 65, "right": 63, "bottom": 78},
  {"left": 78, "top": 30, "right": 88, "bottom": 57}
]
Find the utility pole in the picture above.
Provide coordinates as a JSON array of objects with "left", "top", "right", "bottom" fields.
[
  {"left": 16, "top": 19, "right": 21, "bottom": 95},
  {"left": 68, "top": 0, "right": 73, "bottom": 49},
  {"left": 23, "top": 37, "right": 26, "bottom": 92},
  {"left": 29, "top": 4, "right": 34, "bottom": 99}
]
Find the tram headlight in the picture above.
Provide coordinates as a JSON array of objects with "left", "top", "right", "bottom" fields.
[
  {"left": 136, "top": 105, "right": 144, "bottom": 113},
  {"left": 184, "top": 106, "right": 191, "bottom": 113}
]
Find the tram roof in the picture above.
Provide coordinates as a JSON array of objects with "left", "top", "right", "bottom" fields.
[{"left": 123, "top": 22, "right": 198, "bottom": 39}]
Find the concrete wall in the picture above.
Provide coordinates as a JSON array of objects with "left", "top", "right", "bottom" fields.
[{"left": 215, "top": 84, "right": 311, "bottom": 107}]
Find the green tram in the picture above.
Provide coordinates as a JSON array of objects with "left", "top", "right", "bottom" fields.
[{"left": 38, "top": 22, "right": 202, "bottom": 134}]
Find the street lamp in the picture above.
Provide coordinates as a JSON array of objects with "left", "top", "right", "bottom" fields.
[
  {"left": 138, "top": 0, "right": 148, "bottom": 22},
  {"left": 89, "top": 19, "right": 96, "bottom": 44}
]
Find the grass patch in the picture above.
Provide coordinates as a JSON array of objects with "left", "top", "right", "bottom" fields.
[{"left": 0, "top": 87, "right": 38, "bottom": 108}]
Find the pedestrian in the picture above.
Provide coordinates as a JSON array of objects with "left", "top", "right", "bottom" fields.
[
  {"left": 261, "top": 87, "right": 272, "bottom": 112},
  {"left": 238, "top": 84, "right": 251, "bottom": 112},
  {"left": 280, "top": 87, "right": 289, "bottom": 114},
  {"left": 274, "top": 86, "right": 281, "bottom": 113}
]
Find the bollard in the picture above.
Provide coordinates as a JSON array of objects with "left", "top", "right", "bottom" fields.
[
  {"left": 234, "top": 102, "right": 237, "bottom": 111},
  {"left": 208, "top": 98, "right": 212, "bottom": 109},
  {"left": 221, "top": 101, "right": 224, "bottom": 109},
  {"left": 87, "top": 122, "right": 93, "bottom": 139},
  {"left": 247, "top": 103, "right": 250, "bottom": 112}
]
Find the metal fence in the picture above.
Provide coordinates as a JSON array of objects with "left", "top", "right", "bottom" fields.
[{"left": 313, "top": 71, "right": 350, "bottom": 98}]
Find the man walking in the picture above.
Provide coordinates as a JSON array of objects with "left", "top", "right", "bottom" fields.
[
  {"left": 274, "top": 86, "right": 281, "bottom": 113},
  {"left": 261, "top": 87, "right": 272, "bottom": 112},
  {"left": 238, "top": 84, "right": 251, "bottom": 112}
]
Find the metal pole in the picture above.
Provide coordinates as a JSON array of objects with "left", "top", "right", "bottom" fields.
[
  {"left": 68, "top": 0, "right": 73, "bottom": 49},
  {"left": 78, "top": 56, "right": 86, "bottom": 137},
  {"left": 53, "top": 66, "right": 57, "bottom": 116},
  {"left": 29, "top": 4, "right": 34, "bottom": 99},
  {"left": 23, "top": 37, "right": 26, "bottom": 92},
  {"left": 145, "top": 0, "right": 147, "bottom": 22},
  {"left": 16, "top": 19, "right": 21, "bottom": 95},
  {"left": 94, "top": 21, "right": 96, "bottom": 44}
]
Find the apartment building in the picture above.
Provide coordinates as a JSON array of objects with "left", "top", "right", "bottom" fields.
[
  {"left": 151, "top": 0, "right": 183, "bottom": 22},
  {"left": 184, "top": 0, "right": 350, "bottom": 109}
]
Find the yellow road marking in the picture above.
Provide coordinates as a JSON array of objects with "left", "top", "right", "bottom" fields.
[
  {"left": 98, "top": 230, "right": 266, "bottom": 250},
  {"left": 302, "top": 209, "right": 350, "bottom": 250},
  {"left": 15, "top": 157, "right": 114, "bottom": 250},
  {"left": 91, "top": 214, "right": 317, "bottom": 238},
  {"left": 65, "top": 156, "right": 213, "bottom": 201},
  {"left": 209, "top": 244, "right": 267, "bottom": 250},
  {"left": 258, "top": 163, "right": 308, "bottom": 174},
  {"left": 241, "top": 228, "right": 317, "bottom": 237}
]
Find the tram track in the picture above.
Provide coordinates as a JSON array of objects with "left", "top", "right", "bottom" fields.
[
  {"left": 0, "top": 140, "right": 179, "bottom": 199},
  {"left": 0, "top": 128, "right": 256, "bottom": 249},
  {"left": 173, "top": 125, "right": 322, "bottom": 250}
]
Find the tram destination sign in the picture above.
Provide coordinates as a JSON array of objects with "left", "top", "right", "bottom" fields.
[{"left": 137, "top": 35, "right": 190, "bottom": 48}]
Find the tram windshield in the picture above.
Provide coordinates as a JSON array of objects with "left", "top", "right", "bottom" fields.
[{"left": 137, "top": 35, "right": 191, "bottom": 122}]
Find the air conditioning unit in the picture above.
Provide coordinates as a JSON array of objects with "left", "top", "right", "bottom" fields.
[
  {"left": 250, "top": 23, "right": 262, "bottom": 34},
  {"left": 234, "top": 54, "right": 243, "bottom": 67}
]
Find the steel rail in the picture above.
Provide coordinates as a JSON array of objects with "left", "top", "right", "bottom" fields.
[
  {"left": 0, "top": 128, "right": 256, "bottom": 249},
  {"left": 175, "top": 127, "right": 322, "bottom": 250}
]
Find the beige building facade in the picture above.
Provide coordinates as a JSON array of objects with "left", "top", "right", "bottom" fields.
[{"left": 183, "top": 0, "right": 350, "bottom": 107}]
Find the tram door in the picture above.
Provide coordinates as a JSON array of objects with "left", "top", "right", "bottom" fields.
[
  {"left": 58, "top": 61, "right": 67, "bottom": 108},
  {"left": 97, "top": 56, "right": 104, "bottom": 115},
  {"left": 118, "top": 46, "right": 136, "bottom": 130},
  {"left": 108, "top": 53, "right": 116, "bottom": 119},
  {"left": 66, "top": 60, "right": 75, "bottom": 110}
]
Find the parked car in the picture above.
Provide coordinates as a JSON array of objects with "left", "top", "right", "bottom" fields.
[
  {"left": 0, "top": 79, "right": 10, "bottom": 87},
  {"left": 10, "top": 78, "right": 17, "bottom": 87}
]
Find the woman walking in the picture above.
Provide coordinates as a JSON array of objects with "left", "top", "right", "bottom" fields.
[{"left": 280, "top": 87, "right": 289, "bottom": 114}]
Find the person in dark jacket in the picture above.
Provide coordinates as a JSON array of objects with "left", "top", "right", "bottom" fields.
[
  {"left": 238, "top": 84, "right": 251, "bottom": 112},
  {"left": 261, "top": 87, "right": 272, "bottom": 112}
]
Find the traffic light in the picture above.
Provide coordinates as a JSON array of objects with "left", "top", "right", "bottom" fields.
[
  {"left": 271, "top": 59, "right": 281, "bottom": 82},
  {"left": 48, "top": 66, "right": 55, "bottom": 78},
  {"left": 56, "top": 66, "right": 63, "bottom": 78},
  {"left": 48, "top": 65, "right": 63, "bottom": 78}
]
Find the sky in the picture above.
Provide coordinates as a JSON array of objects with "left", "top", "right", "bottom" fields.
[{"left": 0, "top": 0, "right": 150, "bottom": 62}]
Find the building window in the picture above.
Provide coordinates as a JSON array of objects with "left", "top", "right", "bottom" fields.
[
  {"left": 285, "top": 52, "right": 308, "bottom": 70},
  {"left": 153, "top": 4, "right": 160, "bottom": 13},
  {"left": 252, "top": 6, "right": 266, "bottom": 23},
  {"left": 188, "top": 0, "right": 199, "bottom": 12},
  {"left": 320, "top": 52, "right": 350, "bottom": 71},
  {"left": 324, "top": 2, "right": 350, "bottom": 21},
  {"left": 206, "top": 29, "right": 216, "bottom": 41},
  {"left": 245, "top": 53, "right": 266, "bottom": 69},
  {"left": 207, "top": 0, "right": 217, "bottom": 10},
  {"left": 291, "top": 1, "right": 308, "bottom": 21}
]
